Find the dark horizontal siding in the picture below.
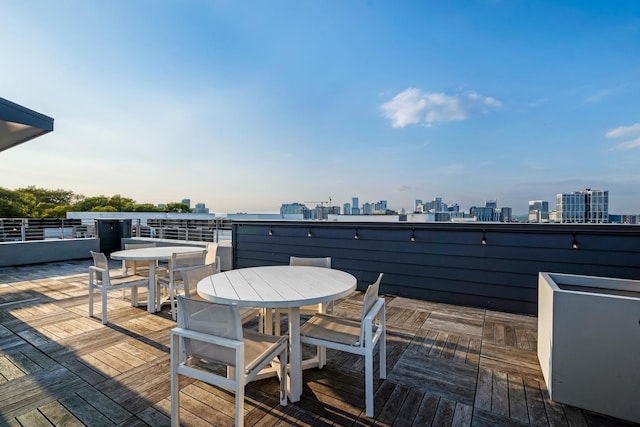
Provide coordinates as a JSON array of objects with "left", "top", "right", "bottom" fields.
[{"left": 232, "top": 221, "right": 640, "bottom": 315}]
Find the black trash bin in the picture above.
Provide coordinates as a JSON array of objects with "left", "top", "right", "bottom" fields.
[{"left": 97, "top": 219, "right": 132, "bottom": 255}]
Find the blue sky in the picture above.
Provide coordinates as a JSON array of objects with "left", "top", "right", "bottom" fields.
[{"left": 2, "top": 1, "right": 639, "bottom": 214}]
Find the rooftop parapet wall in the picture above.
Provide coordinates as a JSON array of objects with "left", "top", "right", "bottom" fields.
[
  {"left": 232, "top": 221, "right": 640, "bottom": 315},
  {"left": 0, "top": 238, "right": 98, "bottom": 267}
]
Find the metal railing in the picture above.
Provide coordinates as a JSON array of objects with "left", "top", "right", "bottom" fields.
[
  {"left": 132, "top": 218, "right": 232, "bottom": 242},
  {"left": 0, "top": 218, "right": 92, "bottom": 242}
]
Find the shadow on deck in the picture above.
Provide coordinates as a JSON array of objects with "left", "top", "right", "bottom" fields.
[{"left": 0, "top": 261, "right": 634, "bottom": 426}]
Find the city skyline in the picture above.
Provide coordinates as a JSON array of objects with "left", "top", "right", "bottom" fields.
[{"left": 2, "top": 2, "right": 639, "bottom": 214}]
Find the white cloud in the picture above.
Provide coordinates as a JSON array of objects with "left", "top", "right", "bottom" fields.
[
  {"left": 380, "top": 88, "right": 501, "bottom": 128},
  {"left": 608, "top": 137, "right": 640, "bottom": 151},
  {"left": 605, "top": 123, "right": 640, "bottom": 138},
  {"left": 584, "top": 89, "right": 614, "bottom": 104}
]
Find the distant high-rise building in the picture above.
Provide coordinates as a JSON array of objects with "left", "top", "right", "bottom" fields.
[
  {"left": 470, "top": 199, "right": 511, "bottom": 222},
  {"left": 192, "top": 202, "right": 209, "bottom": 214},
  {"left": 362, "top": 202, "right": 373, "bottom": 215},
  {"left": 181, "top": 199, "right": 191, "bottom": 209},
  {"left": 414, "top": 199, "right": 423, "bottom": 212},
  {"left": 556, "top": 189, "right": 608, "bottom": 223},
  {"left": 280, "top": 202, "right": 312, "bottom": 218},
  {"left": 528, "top": 200, "right": 549, "bottom": 223},
  {"left": 374, "top": 200, "right": 387, "bottom": 213},
  {"left": 343, "top": 203, "right": 351, "bottom": 215},
  {"left": 351, "top": 197, "right": 360, "bottom": 215}
]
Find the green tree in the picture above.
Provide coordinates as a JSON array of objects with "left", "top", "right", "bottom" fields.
[
  {"left": 17, "top": 186, "right": 76, "bottom": 205},
  {"left": 90, "top": 205, "right": 118, "bottom": 212},
  {"left": 133, "top": 203, "right": 163, "bottom": 212},
  {"left": 108, "top": 194, "right": 136, "bottom": 212},
  {"left": 0, "top": 187, "right": 34, "bottom": 217},
  {"left": 74, "top": 196, "right": 111, "bottom": 212},
  {"left": 41, "top": 205, "right": 73, "bottom": 218},
  {"left": 164, "top": 202, "right": 192, "bottom": 213}
]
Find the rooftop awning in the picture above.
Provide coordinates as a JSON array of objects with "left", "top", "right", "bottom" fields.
[{"left": 0, "top": 97, "right": 54, "bottom": 153}]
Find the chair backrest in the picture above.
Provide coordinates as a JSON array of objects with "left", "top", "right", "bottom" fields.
[
  {"left": 183, "top": 264, "right": 217, "bottom": 298},
  {"left": 289, "top": 256, "right": 331, "bottom": 268},
  {"left": 205, "top": 243, "right": 218, "bottom": 265},
  {"left": 176, "top": 296, "right": 242, "bottom": 365},
  {"left": 124, "top": 242, "right": 155, "bottom": 250},
  {"left": 90, "top": 251, "right": 108, "bottom": 270},
  {"left": 359, "top": 273, "right": 384, "bottom": 345},
  {"left": 171, "top": 250, "right": 206, "bottom": 270}
]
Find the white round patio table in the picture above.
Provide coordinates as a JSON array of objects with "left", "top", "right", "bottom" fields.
[
  {"left": 111, "top": 246, "right": 206, "bottom": 313},
  {"left": 197, "top": 265, "right": 357, "bottom": 402}
]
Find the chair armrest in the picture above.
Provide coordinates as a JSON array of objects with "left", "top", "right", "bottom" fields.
[{"left": 89, "top": 266, "right": 106, "bottom": 274}]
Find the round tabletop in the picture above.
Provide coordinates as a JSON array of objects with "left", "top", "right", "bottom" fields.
[
  {"left": 110, "top": 246, "right": 206, "bottom": 261},
  {"left": 197, "top": 265, "right": 357, "bottom": 308}
]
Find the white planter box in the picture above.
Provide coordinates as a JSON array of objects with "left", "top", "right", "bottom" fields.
[{"left": 537, "top": 272, "right": 640, "bottom": 424}]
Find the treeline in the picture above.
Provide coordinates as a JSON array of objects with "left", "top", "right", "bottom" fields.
[{"left": 0, "top": 186, "right": 191, "bottom": 218}]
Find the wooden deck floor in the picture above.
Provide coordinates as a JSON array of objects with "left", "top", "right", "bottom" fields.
[{"left": 0, "top": 260, "right": 634, "bottom": 426}]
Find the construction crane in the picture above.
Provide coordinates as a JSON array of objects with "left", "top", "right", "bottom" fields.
[{"left": 304, "top": 197, "right": 332, "bottom": 208}]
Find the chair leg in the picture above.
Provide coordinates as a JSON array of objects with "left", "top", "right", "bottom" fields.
[
  {"left": 263, "top": 308, "right": 273, "bottom": 335},
  {"left": 131, "top": 285, "right": 138, "bottom": 307},
  {"left": 101, "top": 287, "right": 108, "bottom": 325},
  {"left": 380, "top": 311, "right": 387, "bottom": 379},
  {"left": 169, "top": 287, "right": 177, "bottom": 321},
  {"left": 170, "top": 334, "right": 181, "bottom": 427},
  {"left": 88, "top": 285, "right": 94, "bottom": 318},
  {"left": 279, "top": 348, "right": 288, "bottom": 406},
  {"left": 365, "top": 348, "right": 374, "bottom": 418},
  {"left": 317, "top": 345, "right": 326, "bottom": 369},
  {"left": 274, "top": 310, "right": 281, "bottom": 336},
  {"left": 236, "top": 373, "right": 244, "bottom": 427}
]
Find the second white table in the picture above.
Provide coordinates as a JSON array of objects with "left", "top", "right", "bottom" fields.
[{"left": 111, "top": 246, "right": 206, "bottom": 312}]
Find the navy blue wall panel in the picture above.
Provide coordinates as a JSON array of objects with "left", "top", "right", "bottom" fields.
[{"left": 232, "top": 221, "right": 640, "bottom": 314}]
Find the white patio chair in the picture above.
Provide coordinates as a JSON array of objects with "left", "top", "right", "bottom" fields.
[
  {"left": 205, "top": 242, "right": 221, "bottom": 273},
  {"left": 300, "top": 273, "right": 385, "bottom": 418},
  {"left": 88, "top": 251, "right": 150, "bottom": 325},
  {"left": 157, "top": 250, "right": 206, "bottom": 320},
  {"left": 170, "top": 296, "right": 288, "bottom": 427},
  {"left": 183, "top": 264, "right": 262, "bottom": 327},
  {"left": 272, "top": 256, "right": 332, "bottom": 335}
]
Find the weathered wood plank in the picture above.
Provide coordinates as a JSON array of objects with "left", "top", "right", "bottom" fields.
[
  {"left": 474, "top": 367, "right": 492, "bottom": 411},
  {"left": 411, "top": 392, "right": 439, "bottom": 425},
  {"left": 38, "top": 400, "right": 85, "bottom": 427},
  {"left": 431, "top": 397, "right": 456, "bottom": 426},
  {"left": 507, "top": 374, "right": 529, "bottom": 424},
  {"left": 376, "top": 383, "right": 409, "bottom": 425},
  {"left": 491, "top": 370, "right": 509, "bottom": 417},
  {"left": 523, "top": 376, "right": 549, "bottom": 426},
  {"left": 58, "top": 393, "right": 117, "bottom": 426},
  {"left": 0, "top": 356, "right": 26, "bottom": 381},
  {"left": 452, "top": 402, "right": 473, "bottom": 426},
  {"left": 15, "top": 409, "right": 54, "bottom": 427}
]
